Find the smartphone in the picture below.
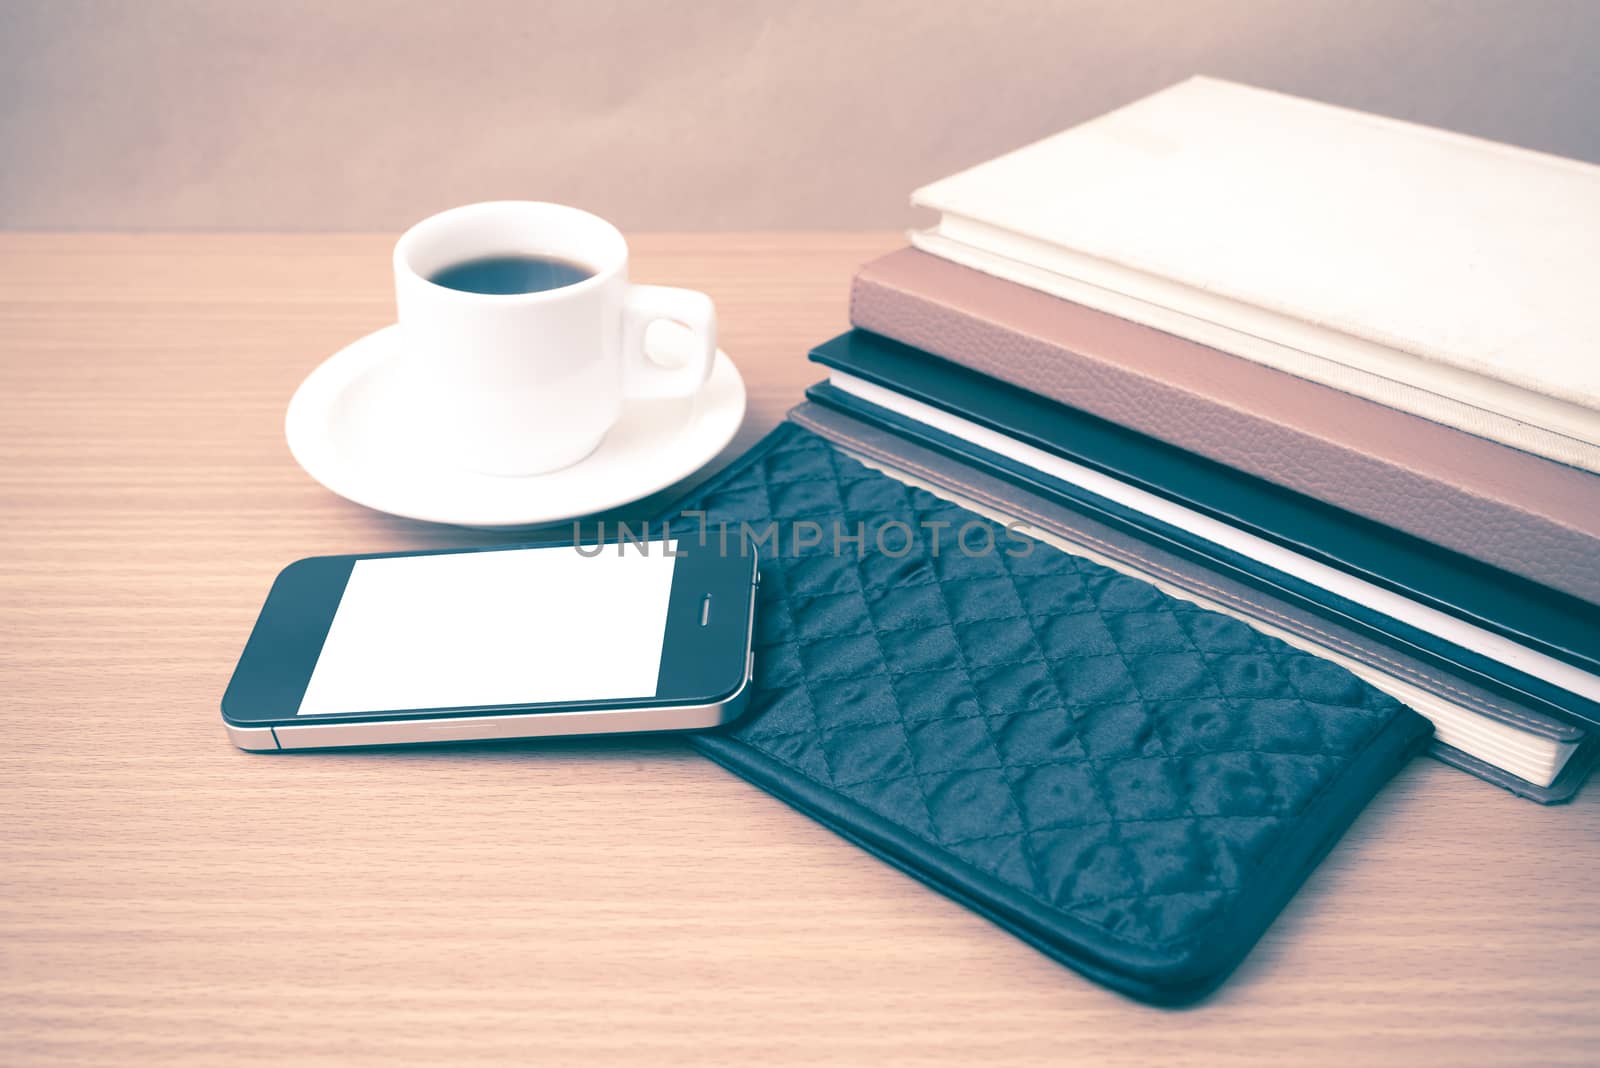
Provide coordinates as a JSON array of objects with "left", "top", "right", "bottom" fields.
[{"left": 221, "top": 538, "right": 758, "bottom": 751}]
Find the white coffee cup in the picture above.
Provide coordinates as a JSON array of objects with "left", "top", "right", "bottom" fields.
[{"left": 393, "top": 201, "right": 716, "bottom": 476}]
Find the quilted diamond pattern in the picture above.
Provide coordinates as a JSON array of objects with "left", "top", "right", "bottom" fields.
[{"left": 668, "top": 425, "right": 1428, "bottom": 1000}]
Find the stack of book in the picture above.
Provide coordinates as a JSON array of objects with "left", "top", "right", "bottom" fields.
[{"left": 795, "top": 77, "right": 1600, "bottom": 802}]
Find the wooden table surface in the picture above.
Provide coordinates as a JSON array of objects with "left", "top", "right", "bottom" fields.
[{"left": 2, "top": 233, "right": 1596, "bottom": 1067}]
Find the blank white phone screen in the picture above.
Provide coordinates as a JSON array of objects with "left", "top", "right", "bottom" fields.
[{"left": 296, "top": 544, "right": 678, "bottom": 716}]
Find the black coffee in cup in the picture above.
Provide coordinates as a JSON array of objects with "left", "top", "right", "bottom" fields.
[{"left": 429, "top": 254, "right": 594, "bottom": 295}]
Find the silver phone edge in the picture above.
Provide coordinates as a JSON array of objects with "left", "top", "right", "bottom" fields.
[{"left": 227, "top": 676, "right": 751, "bottom": 751}]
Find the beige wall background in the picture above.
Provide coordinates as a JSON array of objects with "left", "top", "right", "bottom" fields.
[{"left": 3, "top": 0, "right": 1598, "bottom": 231}]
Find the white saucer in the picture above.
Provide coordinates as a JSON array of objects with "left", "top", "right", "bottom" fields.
[{"left": 285, "top": 325, "right": 746, "bottom": 528}]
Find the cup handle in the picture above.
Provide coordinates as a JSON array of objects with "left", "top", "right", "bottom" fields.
[{"left": 621, "top": 284, "right": 717, "bottom": 399}]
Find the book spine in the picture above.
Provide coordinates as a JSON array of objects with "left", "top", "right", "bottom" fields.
[{"left": 848, "top": 252, "right": 1600, "bottom": 604}]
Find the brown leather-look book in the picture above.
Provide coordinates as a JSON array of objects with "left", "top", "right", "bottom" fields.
[{"left": 850, "top": 248, "right": 1600, "bottom": 605}]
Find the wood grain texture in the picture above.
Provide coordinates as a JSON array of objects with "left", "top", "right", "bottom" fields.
[{"left": 0, "top": 233, "right": 1596, "bottom": 1067}]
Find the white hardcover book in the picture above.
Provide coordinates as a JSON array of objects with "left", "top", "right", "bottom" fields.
[{"left": 910, "top": 77, "right": 1600, "bottom": 472}]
